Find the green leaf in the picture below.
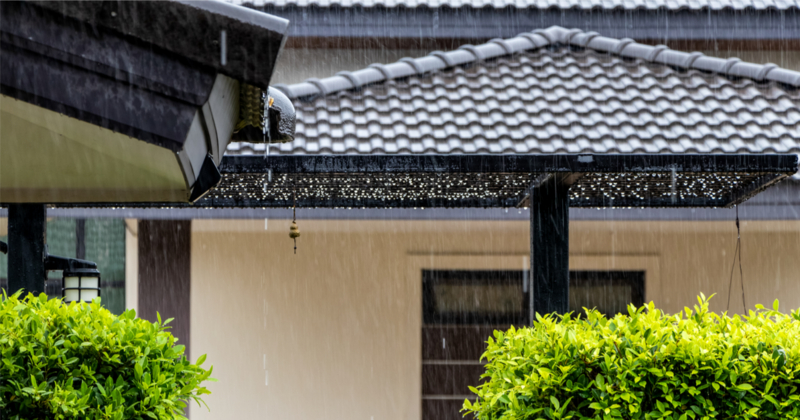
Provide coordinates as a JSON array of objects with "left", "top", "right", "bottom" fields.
[
  {"left": 596, "top": 374, "right": 605, "bottom": 389},
  {"left": 0, "top": 293, "right": 214, "bottom": 417}
]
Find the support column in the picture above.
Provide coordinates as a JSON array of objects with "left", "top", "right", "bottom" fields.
[
  {"left": 7, "top": 204, "right": 47, "bottom": 296},
  {"left": 138, "top": 220, "right": 191, "bottom": 357},
  {"left": 530, "top": 176, "right": 570, "bottom": 316}
]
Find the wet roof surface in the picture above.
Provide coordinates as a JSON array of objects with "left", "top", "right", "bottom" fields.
[
  {"left": 61, "top": 154, "right": 796, "bottom": 209},
  {"left": 227, "top": 0, "right": 799, "bottom": 10},
  {"left": 227, "top": 27, "right": 800, "bottom": 157},
  {"left": 197, "top": 154, "right": 796, "bottom": 208}
]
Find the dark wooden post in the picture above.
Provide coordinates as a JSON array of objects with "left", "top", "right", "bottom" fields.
[
  {"left": 138, "top": 220, "right": 192, "bottom": 358},
  {"left": 530, "top": 176, "right": 571, "bottom": 316},
  {"left": 7, "top": 204, "right": 47, "bottom": 296}
]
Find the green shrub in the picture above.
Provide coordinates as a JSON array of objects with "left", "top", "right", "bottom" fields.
[
  {"left": 0, "top": 292, "right": 214, "bottom": 419},
  {"left": 463, "top": 295, "right": 800, "bottom": 420}
]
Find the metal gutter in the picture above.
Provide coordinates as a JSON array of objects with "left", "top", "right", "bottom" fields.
[{"left": 256, "top": 6, "right": 800, "bottom": 41}]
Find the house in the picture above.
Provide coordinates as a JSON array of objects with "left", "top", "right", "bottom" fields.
[
  {"left": 179, "top": 27, "right": 800, "bottom": 420},
  {"left": 2, "top": 2, "right": 799, "bottom": 419}
]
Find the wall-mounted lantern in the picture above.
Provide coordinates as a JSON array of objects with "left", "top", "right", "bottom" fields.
[
  {"left": 62, "top": 268, "right": 101, "bottom": 304},
  {"left": 44, "top": 252, "right": 102, "bottom": 304}
]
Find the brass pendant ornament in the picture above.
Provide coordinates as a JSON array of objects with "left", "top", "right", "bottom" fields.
[{"left": 289, "top": 220, "right": 300, "bottom": 254}]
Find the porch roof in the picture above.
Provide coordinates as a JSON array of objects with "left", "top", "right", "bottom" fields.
[{"left": 53, "top": 154, "right": 799, "bottom": 209}]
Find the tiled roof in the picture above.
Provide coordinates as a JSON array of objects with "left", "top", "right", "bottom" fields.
[
  {"left": 227, "top": 0, "right": 800, "bottom": 10},
  {"left": 227, "top": 26, "right": 800, "bottom": 157}
]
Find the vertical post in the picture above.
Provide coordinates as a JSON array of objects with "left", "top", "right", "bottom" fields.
[
  {"left": 7, "top": 204, "right": 48, "bottom": 296},
  {"left": 138, "top": 220, "right": 191, "bottom": 358},
  {"left": 530, "top": 177, "right": 570, "bottom": 316}
]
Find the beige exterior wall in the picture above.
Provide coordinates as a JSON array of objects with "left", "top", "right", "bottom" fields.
[
  {"left": 191, "top": 219, "right": 800, "bottom": 420},
  {"left": 272, "top": 48, "right": 800, "bottom": 85},
  {"left": 124, "top": 219, "right": 139, "bottom": 313}
]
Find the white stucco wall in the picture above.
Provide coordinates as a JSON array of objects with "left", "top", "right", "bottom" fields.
[{"left": 190, "top": 219, "right": 800, "bottom": 420}]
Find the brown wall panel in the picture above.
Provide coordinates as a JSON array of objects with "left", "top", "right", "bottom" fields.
[
  {"left": 422, "top": 364, "right": 487, "bottom": 396},
  {"left": 422, "top": 400, "right": 477, "bottom": 420},
  {"left": 138, "top": 220, "right": 191, "bottom": 357},
  {"left": 422, "top": 326, "right": 506, "bottom": 361}
]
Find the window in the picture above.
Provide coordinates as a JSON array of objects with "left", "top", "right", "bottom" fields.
[
  {"left": 0, "top": 218, "right": 126, "bottom": 314},
  {"left": 422, "top": 270, "right": 529, "bottom": 325},
  {"left": 421, "top": 268, "right": 645, "bottom": 420},
  {"left": 569, "top": 270, "right": 645, "bottom": 317},
  {"left": 422, "top": 269, "right": 645, "bottom": 325}
]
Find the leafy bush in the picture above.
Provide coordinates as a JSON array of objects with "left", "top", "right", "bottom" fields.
[
  {"left": 464, "top": 295, "right": 800, "bottom": 420},
  {"left": 0, "top": 292, "right": 214, "bottom": 419}
]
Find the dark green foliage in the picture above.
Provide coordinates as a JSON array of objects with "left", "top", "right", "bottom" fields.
[
  {"left": 464, "top": 295, "right": 800, "bottom": 420},
  {"left": 0, "top": 292, "right": 214, "bottom": 419}
]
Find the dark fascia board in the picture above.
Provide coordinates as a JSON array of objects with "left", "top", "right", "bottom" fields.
[
  {"left": 1, "top": 1, "right": 217, "bottom": 151},
  {"left": 6, "top": 178, "right": 800, "bottom": 221},
  {"left": 30, "top": 0, "right": 290, "bottom": 89},
  {"left": 256, "top": 5, "right": 800, "bottom": 41},
  {"left": 40, "top": 154, "right": 799, "bottom": 209},
  {"left": 219, "top": 154, "right": 799, "bottom": 175}
]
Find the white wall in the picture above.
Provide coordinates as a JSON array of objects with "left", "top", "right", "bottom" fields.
[
  {"left": 124, "top": 219, "right": 138, "bottom": 313},
  {"left": 190, "top": 219, "right": 800, "bottom": 420}
]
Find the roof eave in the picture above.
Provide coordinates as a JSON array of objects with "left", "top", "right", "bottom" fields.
[
  {"left": 31, "top": 0, "right": 290, "bottom": 89},
  {"left": 252, "top": 5, "right": 800, "bottom": 42}
]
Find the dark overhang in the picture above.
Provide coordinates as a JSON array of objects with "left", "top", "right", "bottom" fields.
[
  {"left": 27, "top": 0, "right": 290, "bottom": 89},
  {"left": 255, "top": 5, "right": 800, "bottom": 42},
  {"left": 0, "top": 1, "right": 291, "bottom": 204},
  {"left": 47, "top": 154, "right": 799, "bottom": 209}
]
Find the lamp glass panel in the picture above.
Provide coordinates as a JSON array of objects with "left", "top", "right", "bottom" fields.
[
  {"left": 80, "top": 277, "right": 100, "bottom": 301},
  {"left": 64, "top": 276, "right": 99, "bottom": 302},
  {"left": 64, "top": 276, "right": 81, "bottom": 302}
]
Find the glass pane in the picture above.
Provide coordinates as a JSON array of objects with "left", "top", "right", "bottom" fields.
[
  {"left": 86, "top": 219, "right": 126, "bottom": 315},
  {"left": 0, "top": 218, "right": 125, "bottom": 315},
  {"left": 568, "top": 271, "right": 644, "bottom": 317},
  {"left": 423, "top": 270, "right": 527, "bottom": 325},
  {"left": 570, "top": 284, "right": 633, "bottom": 317},
  {"left": 433, "top": 283, "right": 523, "bottom": 315}
]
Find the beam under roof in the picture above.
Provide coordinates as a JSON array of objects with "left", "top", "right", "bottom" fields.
[{"left": 44, "top": 154, "right": 799, "bottom": 209}]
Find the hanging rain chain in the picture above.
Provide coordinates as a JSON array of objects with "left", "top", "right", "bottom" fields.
[
  {"left": 726, "top": 205, "right": 746, "bottom": 313},
  {"left": 289, "top": 185, "right": 300, "bottom": 254}
]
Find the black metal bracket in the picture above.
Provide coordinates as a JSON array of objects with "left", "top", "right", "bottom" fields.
[
  {"left": 43, "top": 251, "right": 98, "bottom": 272},
  {"left": 189, "top": 154, "right": 223, "bottom": 202}
]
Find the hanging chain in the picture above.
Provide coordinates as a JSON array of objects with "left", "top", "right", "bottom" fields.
[
  {"left": 289, "top": 179, "right": 299, "bottom": 254},
  {"left": 292, "top": 186, "right": 297, "bottom": 254},
  {"left": 726, "top": 205, "right": 745, "bottom": 313}
]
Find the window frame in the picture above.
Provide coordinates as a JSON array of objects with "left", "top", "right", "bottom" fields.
[{"left": 422, "top": 269, "right": 530, "bottom": 325}]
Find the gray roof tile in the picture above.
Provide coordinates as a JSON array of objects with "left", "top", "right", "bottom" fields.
[
  {"left": 226, "top": 0, "right": 800, "bottom": 9},
  {"left": 228, "top": 26, "right": 800, "bottom": 158}
]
